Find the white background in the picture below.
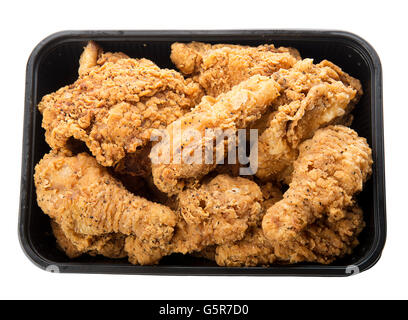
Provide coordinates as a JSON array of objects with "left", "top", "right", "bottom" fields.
[{"left": 0, "top": 0, "right": 405, "bottom": 300}]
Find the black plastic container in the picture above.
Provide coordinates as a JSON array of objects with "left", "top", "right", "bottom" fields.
[{"left": 19, "top": 30, "right": 386, "bottom": 276}]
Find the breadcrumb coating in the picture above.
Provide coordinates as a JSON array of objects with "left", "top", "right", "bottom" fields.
[
  {"left": 262, "top": 125, "right": 372, "bottom": 243},
  {"left": 254, "top": 59, "right": 363, "bottom": 182},
  {"left": 171, "top": 41, "right": 300, "bottom": 96},
  {"left": 216, "top": 205, "right": 364, "bottom": 266},
  {"left": 51, "top": 220, "right": 126, "bottom": 259},
  {"left": 34, "top": 152, "right": 177, "bottom": 265}
]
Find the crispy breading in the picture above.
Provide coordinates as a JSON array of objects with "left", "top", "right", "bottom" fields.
[
  {"left": 260, "top": 182, "right": 284, "bottom": 213},
  {"left": 214, "top": 182, "right": 282, "bottom": 267},
  {"left": 273, "top": 206, "right": 365, "bottom": 264},
  {"left": 113, "top": 144, "right": 152, "bottom": 179},
  {"left": 38, "top": 41, "right": 203, "bottom": 167},
  {"left": 171, "top": 42, "right": 300, "bottom": 96},
  {"left": 34, "top": 152, "right": 177, "bottom": 258},
  {"left": 171, "top": 175, "right": 263, "bottom": 254},
  {"left": 262, "top": 125, "right": 372, "bottom": 243},
  {"left": 124, "top": 175, "right": 263, "bottom": 264},
  {"left": 150, "top": 75, "right": 281, "bottom": 195},
  {"left": 124, "top": 235, "right": 169, "bottom": 265},
  {"left": 253, "top": 59, "right": 362, "bottom": 182},
  {"left": 51, "top": 220, "right": 126, "bottom": 259},
  {"left": 216, "top": 205, "right": 364, "bottom": 266},
  {"left": 215, "top": 228, "right": 276, "bottom": 267}
]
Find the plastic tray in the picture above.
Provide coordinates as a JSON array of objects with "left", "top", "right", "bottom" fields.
[{"left": 19, "top": 30, "right": 386, "bottom": 276}]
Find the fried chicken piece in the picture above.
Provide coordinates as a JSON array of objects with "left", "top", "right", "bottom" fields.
[
  {"left": 125, "top": 175, "right": 264, "bottom": 264},
  {"left": 262, "top": 125, "right": 372, "bottom": 243},
  {"left": 273, "top": 206, "right": 365, "bottom": 264},
  {"left": 51, "top": 220, "right": 126, "bottom": 259},
  {"left": 78, "top": 40, "right": 103, "bottom": 76},
  {"left": 171, "top": 175, "right": 263, "bottom": 254},
  {"left": 34, "top": 152, "right": 177, "bottom": 263},
  {"left": 214, "top": 182, "right": 282, "bottom": 267},
  {"left": 215, "top": 228, "right": 276, "bottom": 267},
  {"left": 150, "top": 75, "right": 281, "bottom": 195},
  {"left": 254, "top": 59, "right": 363, "bottom": 182},
  {"left": 124, "top": 236, "right": 168, "bottom": 265},
  {"left": 38, "top": 41, "right": 203, "bottom": 167},
  {"left": 216, "top": 205, "right": 364, "bottom": 266},
  {"left": 113, "top": 171, "right": 149, "bottom": 198},
  {"left": 171, "top": 42, "right": 300, "bottom": 96}
]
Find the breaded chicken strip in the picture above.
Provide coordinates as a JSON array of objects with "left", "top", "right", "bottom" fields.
[
  {"left": 150, "top": 75, "right": 281, "bottom": 195},
  {"left": 38, "top": 41, "right": 203, "bottom": 167},
  {"left": 126, "top": 175, "right": 263, "bottom": 264},
  {"left": 34, "top": 152, "right": 177, "bottom": 264},
  {"left": 172, "top": 175, "right": 263, "bottom": 253},
  {"left": 262, "top": 125, "right": 372, "bottom": 243},
  {"left": 171, "top": 42, "right": 300, "bottom": 96},
  {"left": 51, "top": 220, "right": 126, "bottom": 259},
  {"left": 216, "top": 206, "right": 364, "bottom": 266},
  {"left": 254, "top": 59, "right": 363, "bottom": 182}
]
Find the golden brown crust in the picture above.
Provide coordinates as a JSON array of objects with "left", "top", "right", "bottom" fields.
[
  {"left": 216, "top": 205, "right": 364, "bottom": 266},
  {"left": 78, "top": 41, "right": 103, "bottom": 76},
  {"left": 125, "top": 174, "right": 264, "bottom": 264},
  {"left": 34, "top": 41, "right": 370, "bottom": 268},
  {"left": 171, "top": 175, "right": 263, "bottom": 254},
  {"left": 273, "top": 206, "right": 365, "bottom": 264},
  {"left": 191, "top": 246, "right": 217, "bottom": 261},
  {"left": 113, "top": 144, "right": 152, "bottom": 179},
  {"left": 151, "top": 75, "right": 281, "bottom": 195},
  {"left": 51, "top": 220, "right": 127, "bottom": 259},
  {"left": 171, "top": 42, "right": 300, "bottom": 97},
  {"left": 254, "top": 59, "right": 363, "bottom": 182},
  {"left": 39, "top": 41, "right": 203, "bottom": 167},
  {"left": 216, "top": 228, "right": 276, "bottom": 267},
  {"left": 262, "top": 125, "right": 372, "bottom": 243},
  {"left": 34, "top": 152, "right": 177, "bottom": 252}
]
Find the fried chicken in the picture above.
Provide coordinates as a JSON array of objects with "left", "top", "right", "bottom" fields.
[
  {"left": 150, "top": 75, "right": 281, "bottom": 195},
  {"left": 254, "top": 59, "right": 362, "bottom": 182},
  {"left": 171, "top": 175, "right": 263, "bottom": 254},
  {"left": 216, "top": 205, "right": 364, "bottom": 266},
  {"left": 262, "top": 125, "right": 372, "bottom": 243},
  {"left": 253, "top": 59, "right": 362, "bottom": 183},
  {"left": 125, "top": 175, "right": 263, "bottom": 264},
  {"left": 51, "top": 220, "right": 126, "bottom": 259},
  {"left": 34, "top": 152, "right": 177, "bottom": 264},
  {"left": 33, "top": 40, "right": 370, "bottom": 268},
  {"left": 113, "top": 144, "right": 152, "bottom": 179},
  {"left": 170, "top": 42, "right": 300, "bottom": 97},
  {"left": 215, "top": 182, "right": 282, "bottom": 267},
  {"left": 38, "top": 41, "right": 203, "bottom": 167},
  {"left": 191, "top": 246, "right": 217, "bottom": 261},
  {"left": 273, "top": 205, "right": 365, "bottom": 264}
]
